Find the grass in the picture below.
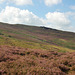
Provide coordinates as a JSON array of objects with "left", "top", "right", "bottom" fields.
[
  {"left": 0, "top": 22, "right": 75, "bottom": 75},
  {"left": 0, "top": 22, "right": 75, "bottom": 52},
  {"left": 0, "top": 35, "right": 74, "bottom": 53},
  {"left": 52, "top": 38, "right": 75, "bottom": 50}
]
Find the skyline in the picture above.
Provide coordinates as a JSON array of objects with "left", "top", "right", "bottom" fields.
[{"left": 0, "top": 0, "right": 75, "bottom": 32}]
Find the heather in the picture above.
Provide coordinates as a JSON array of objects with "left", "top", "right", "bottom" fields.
[
  {"left": 0, "top": 46, "right": 75, "bottom": 75},
  {"left": 0, "top": 22, "right": 75, "bottom": 75},
  {"left": 0, "top": 22, "right": 75, "bottom": 50}
]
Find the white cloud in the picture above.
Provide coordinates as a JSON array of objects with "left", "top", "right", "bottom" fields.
[
  {"left": 0, "top": 0, "right": 33, "bottom": 5},
  {"left": 10, "top": 0, "right": 33, "bottom": 5},
  {"left": 0, "top": 0, "right": 5, "bottom": 3},
  {"left": 65, "top": 26, "right": 75, "bottom": 32},
  {"left": 70, "top": 5, "right": 75, "bottom": 10},
  {"left": 0, "top": 6, "right": 45, "bottom": 25},
  {"left": 45, "top": 12, "right": 70, "bottom": 30},
  {"left": 0, "top": 6, "right": 75, "bottom": 32},
  {"left": 44, "top": 0, "right": 62, "bottom": 6}
]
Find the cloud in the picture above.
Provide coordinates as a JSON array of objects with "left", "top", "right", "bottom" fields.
[
  {"left": 44, "top": 0, "right": 62, "bottom": 6},
  {"left": 0, "top": 6, "right": 75, "bottom": 32},
  {"left": 0, "top": 6, "right": 45, "bottom": 25},
  {"left": 65, "top": 26, "right": 75, "bottom": 32},
  {"left": 70, "top": 5, "right": 75, "bottom": 10},
  {"left": 10, "top": 0, "right": 33, "bottom": 5},
  {"left": 0, "top": 0, "right": 33, "bottom": 5},
  {"left": 0, "top": 0, "right": 5, "bottom": 3},
  {"left": 45, "top": 12, "right": 70, "bottom": 30}
]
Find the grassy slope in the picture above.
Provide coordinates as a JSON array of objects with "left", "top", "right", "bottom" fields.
[
  {"left": 0, "top": 22, "right": 75, "bottom": 52},
  {"left": 0, "top": 22, "right": 75, "bottom": 75}
]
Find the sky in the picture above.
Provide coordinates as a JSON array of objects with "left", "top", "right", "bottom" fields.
[{"left": 0, "top": 0, "right": 75, "bottom": 32}]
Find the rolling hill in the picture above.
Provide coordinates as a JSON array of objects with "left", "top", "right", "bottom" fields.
[{"left": 0, "top": 22, "right": 75, "bottom": 75}]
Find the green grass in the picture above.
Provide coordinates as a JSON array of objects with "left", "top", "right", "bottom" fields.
[
  {"left": 0, "top": 22, "right": 75, "bottom": 53},
  {"left": 52, "top": 38, "right": 75, "bottom": 50},
  {"left": 0, "top": 35, "right": 74, "bottom": 52}
]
